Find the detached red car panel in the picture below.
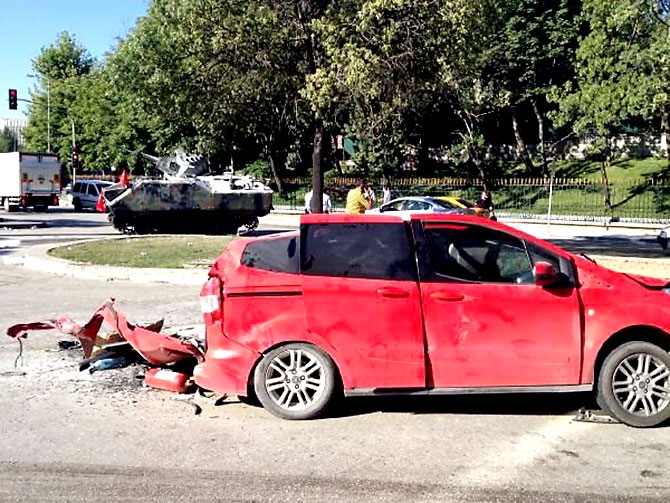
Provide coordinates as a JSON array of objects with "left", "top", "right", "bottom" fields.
[{"left": 194, "top": 213, "right": 670, "bottom": 427}]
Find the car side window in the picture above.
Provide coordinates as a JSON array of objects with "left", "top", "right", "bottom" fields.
[
  {"left": 241, "top": 235, "right": 299, "bottom": 274},
  {"left": 73, "top": 182, "right": 82, "bottom": 193},
  {"left": 403, "top": 200, "right": 430, "bottom": 211},
  {"left": 424, "top": 224, "right": 533, "bottom": 284},
  {"left": 301, "top": 223, "right": 416, "bottom": 281},
  {"left": 87, "top": 183, "right": 98, "bottom": 196}
]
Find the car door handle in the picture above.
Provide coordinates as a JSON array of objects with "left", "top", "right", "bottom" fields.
[
  {"left": 376, "top": 287, "right": 410, "bottom": 298},
  {"left": 430, "top": 291, "right": 465, "bottom": 302}
]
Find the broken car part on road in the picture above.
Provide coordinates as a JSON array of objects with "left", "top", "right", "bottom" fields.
[{"left": 6, "top": 299, "right": 204, "bottom": 392}]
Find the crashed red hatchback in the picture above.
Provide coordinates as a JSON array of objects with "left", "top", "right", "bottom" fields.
[{"left": 194, "top": 213, "right": 670, "bottom": 427}]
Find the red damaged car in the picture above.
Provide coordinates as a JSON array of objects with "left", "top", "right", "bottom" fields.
[{"left": 194, "top": 213, "right": 670, "bottom": 427}]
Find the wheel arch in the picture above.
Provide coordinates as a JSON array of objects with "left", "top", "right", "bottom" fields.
[{"left": 593, "top": 325, "right": 670, "bottom": 390}]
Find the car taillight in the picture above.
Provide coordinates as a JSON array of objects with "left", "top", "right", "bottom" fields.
[{"left": 200, "top": 277, "right": 223, "bottom": 325}]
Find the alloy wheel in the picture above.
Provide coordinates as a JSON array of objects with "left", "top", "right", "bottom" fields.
[
  {"left": 611, "top": 352, "right": 670, "bottom": 417},
  {"left": 264, "top": 348, "right": 325, "bottom": 411}
]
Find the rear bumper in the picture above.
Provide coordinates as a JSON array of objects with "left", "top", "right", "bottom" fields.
[
  {"left": 23, "top": 194, "right": 58, "bottom": 207},
  {"left": 193, "top": 323, "right": 260, "bottom": 396}
]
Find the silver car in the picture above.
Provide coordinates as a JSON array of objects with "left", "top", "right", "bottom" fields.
[
  {"left": 71, "top": 180, "right": 115, "bottom": 212},
  {"left": 372, "top": 196, "right": 476, "bottom": 215}
]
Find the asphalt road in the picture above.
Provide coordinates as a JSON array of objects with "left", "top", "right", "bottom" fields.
[{"left": 0, "top": 208, "right": 669, "bottom": 501}]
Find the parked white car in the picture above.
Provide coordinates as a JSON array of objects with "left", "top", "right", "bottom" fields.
[{"left": 71, "top": 180, "right": 114, "bottom": 211}]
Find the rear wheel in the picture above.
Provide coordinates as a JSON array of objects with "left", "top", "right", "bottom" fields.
[
  {"left": 3, "top": 198, "right": 18, "bottom": 212},
  {"left": 597, "top": 341, "right": 670, "bottom": 427},
  {"left": 254, "top": 343, "right": 338, "bottom": 420},
  {"left": 73, "top": 198, "right": 82, "bottom": 212}
]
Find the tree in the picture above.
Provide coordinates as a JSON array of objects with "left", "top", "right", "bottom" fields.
[
  {"left": 553, "top": 0, "right": 670, "bottom": 214},
  {"left": 23, "top": 32, "right": 94, "bottom": 172},
  {"left": 0, "top": 127, "right": 17, "bottom": 153},
  {"left": 306, "top": 0, "right": 499, "bottom": 182},
  {"left": 491, "top": 0, "right": 582, "bottom": 175}
]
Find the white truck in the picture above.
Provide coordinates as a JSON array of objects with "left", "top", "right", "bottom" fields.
[{"left": 0, "top": 152, "right": 61, "bottom": 212}]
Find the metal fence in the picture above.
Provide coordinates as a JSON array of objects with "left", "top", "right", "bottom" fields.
[{"left": 274, "top": 177, "right": 670, "bottom": 223}]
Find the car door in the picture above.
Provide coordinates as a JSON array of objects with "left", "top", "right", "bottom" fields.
[
  {"left": 84, "top": 182, "right": 99, "bottom": 208},
  {"left": 415, "top": 220, "right": 582, "bottom": 388},
  {"left": 300, "top": 215, "right": 426, "bottom": 391}
]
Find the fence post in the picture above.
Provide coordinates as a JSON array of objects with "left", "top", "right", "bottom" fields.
[{"left": 546, "top": 163, "right": 555, "bottom": 235}]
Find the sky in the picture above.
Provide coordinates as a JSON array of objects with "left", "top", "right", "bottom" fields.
[{"left": 0, "top": 0, "right": 150, "bottom": 120}]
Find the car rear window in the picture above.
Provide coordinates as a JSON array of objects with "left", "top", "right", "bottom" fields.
[
  {"left": 241, "top": 235, "right": 299, "bottom": 274},
  {"left": 301, "top": 222, "right": 416, "bottom": 281}
]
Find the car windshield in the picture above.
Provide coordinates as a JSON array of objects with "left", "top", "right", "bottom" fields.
[{"left": 431, "top": 199, "right": 461, "bottom": 210}]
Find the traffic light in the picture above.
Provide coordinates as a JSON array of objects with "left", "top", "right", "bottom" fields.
[
  {"left": 8, "top": 89, "right": 17, "bottom": 110},
  {"left": 71, "top": 144, "right": 79, "bottom": 164}
]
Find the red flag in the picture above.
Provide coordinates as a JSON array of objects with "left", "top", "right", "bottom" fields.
[
  {"left": 119, "top": 170, "right": 129, "bottom": 187},
  {"left": 96, "top": 191, "right": 106, "bottom": 212}
]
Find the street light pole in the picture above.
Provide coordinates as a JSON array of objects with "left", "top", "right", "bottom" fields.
[
  {"left": 71, "top": 118, "right": 76, "bottom": 186},
  {"left": 47, "top": 79, "right": 51, "bottom": 153}
]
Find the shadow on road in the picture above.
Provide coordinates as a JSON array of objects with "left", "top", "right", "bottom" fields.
[{"left": 334, "top": 392, "right": 596, "bottom": 419}]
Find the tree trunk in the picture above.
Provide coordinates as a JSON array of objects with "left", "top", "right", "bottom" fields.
[
  {"left": 511, "top": 107, "right": 535, "bottom": 175},
  {"left": 458, "top": 111, "right": 491, "bottom": 193},
  {"left": 267, "top": 150, "right": 284, "bottom": 195},
  {"left": 531, "top": 98, "right": 548, "bottom": 176},
  {"left": 311, "top": 119, "right": 324, "bottom": 213},
  {"left": 661, "top": 105, "right": 669, "bottom": 159}
]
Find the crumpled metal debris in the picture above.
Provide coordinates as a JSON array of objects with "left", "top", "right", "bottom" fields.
[
  {"left": 6, "top": 298, "right": 203, "bottom": 365},
  {"left": 573, "top": 407, "right": 619, "bottom": 424}
]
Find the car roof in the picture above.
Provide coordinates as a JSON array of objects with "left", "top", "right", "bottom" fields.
[{"left": 76, "top": 179, "right": 115, "bottom": 185}]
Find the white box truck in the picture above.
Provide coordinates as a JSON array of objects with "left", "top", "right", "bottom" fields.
[{"left": 0, "top": 152, "right": 60, "bottom": 212}]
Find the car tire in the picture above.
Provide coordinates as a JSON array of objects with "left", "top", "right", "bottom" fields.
[
  {"left": 254, "top": 342, "right": 339, "bottom": 420},
  {"left": 73, "top": 199, "right": 82, "bottom": 212},
  {"left": 597, "top": 341, "right": 670, "bottom": 427}
]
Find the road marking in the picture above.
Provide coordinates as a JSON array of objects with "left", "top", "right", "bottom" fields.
[{"left": 0, "top": 239, "right": 20, "bottom": 248}]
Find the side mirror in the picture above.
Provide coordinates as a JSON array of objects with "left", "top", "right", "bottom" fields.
[{"left": 534, "top": 261, "right": 559, "bottom": 287}]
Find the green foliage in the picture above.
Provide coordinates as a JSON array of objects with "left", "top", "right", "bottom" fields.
[
  {"left": 0, "top": 127, "right": 17, "bottom": 153},
  {"left": 244, "top": 158, "right": 273, "bottom": 180},
  {"left": 17, "top": 0, "right": 670, "bottom": 191},
  {"left": 23, "top": 32, "right": 94, "bottom": 172}
]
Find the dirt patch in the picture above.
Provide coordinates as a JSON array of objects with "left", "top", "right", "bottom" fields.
[{"left": 591, "top": 255, "right": 670, "bottom": 279}]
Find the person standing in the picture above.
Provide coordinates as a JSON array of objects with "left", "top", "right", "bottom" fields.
[
  {"left": 345, "top": 179, "right": 373, "bottom": 214},
  {"left": 382, "top": 183, "right": 393, "bottom": 204},
  {"left": 475, "top": 190, "right": 493, "bottom": 211},
  {"left": 304, "top": 190, "right": 332, "bottom": 213},
  {"left": 475, "top": 190, "right": 497, "bottom": 221}
]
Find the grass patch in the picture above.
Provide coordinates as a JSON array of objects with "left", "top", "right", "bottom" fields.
[
  {"left": 554, "top": 158, "right": 670, "bottom": 181},
  {"left": 48, "top": 236, "right": 236, "bottom": 268}
]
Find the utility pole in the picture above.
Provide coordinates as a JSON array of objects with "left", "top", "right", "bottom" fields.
[
  {"left": 71, "top": 118, "right": 77, "bottom": 186},
  {"left": 47, "top": 79, "right": 51, "bottom": 153}
]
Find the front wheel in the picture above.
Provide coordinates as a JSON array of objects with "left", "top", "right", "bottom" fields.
[
  {"left": 597, "top": 341, "right": 670, "bottom": 427},
  {"left": 254, "top": 343, "right": 339, "bottom": 420}
]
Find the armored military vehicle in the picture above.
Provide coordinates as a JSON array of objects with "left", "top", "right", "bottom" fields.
[{"left": 103, "top": 149, "right": 273, "bottom": 235}]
